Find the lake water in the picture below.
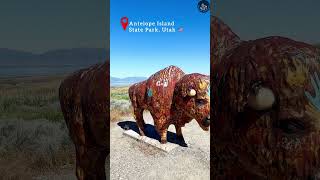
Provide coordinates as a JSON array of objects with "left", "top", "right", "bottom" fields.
[
  {"left": 0, "top": 66, "right": 87, "bottom": 77},
  {"left": 1, "top": 66, "right": 139, "bottom": 87}
]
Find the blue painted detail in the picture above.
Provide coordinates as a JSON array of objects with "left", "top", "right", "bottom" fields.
[
  {"left": 147, "top": 88, "right": 153, "bottom": 97},
  {"left": 207, "top": 86, "right": 210, "bottom": 97},
  {"left": 305, "top": 72, "right": 320, "bottom": 110}
]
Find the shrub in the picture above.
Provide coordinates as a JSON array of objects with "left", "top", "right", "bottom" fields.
[
  {"left": 110, "top": 99, "right": 132, "bottom": 122},
  {"left": 0, "top": 119, "right": 74, "bottom": 174}
]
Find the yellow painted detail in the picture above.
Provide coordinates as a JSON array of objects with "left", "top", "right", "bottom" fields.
[
  {"left": 199, "top": 80, "right": 208, "bottom": 90},
  {"left": 286, "top": 59, "right": 308, "bottom": 87}
]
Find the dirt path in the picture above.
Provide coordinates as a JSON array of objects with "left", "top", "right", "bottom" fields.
[{"left": 110, "top": 111, "right": 210, "bottom": 180}]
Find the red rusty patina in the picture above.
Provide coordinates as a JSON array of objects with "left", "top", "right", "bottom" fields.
[
  {"left": 211, "top": 16, "right": 320, "bottom": 179},
  {"left": 59, "top": 62, "right": 109, "bottom": 180},
  {"left": 129, "top": 65, "right": 210, "bottom": 146}
]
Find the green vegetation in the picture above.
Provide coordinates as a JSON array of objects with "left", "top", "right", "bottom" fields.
[
  {"left": 0, "top": 76, "right": 133, "bottom": 123},
  {"left": 0, "top": 75, "right": 73, "bottom": 179},
  {"left": 0, "top": 76, "right": 65, "bottom": 121},
  {"left": 0, "top": 75, "right": 132, "bottom": 178},
  {"left": 110, "top": 86, "right": 132, "bottom": 122},
  {"left": 110, "top": 86, "right": 130, "bottom": 100}
]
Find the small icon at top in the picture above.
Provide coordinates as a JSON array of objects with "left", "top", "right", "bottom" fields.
[
  {"left": 197, "top": 0, "right": 210, "bottom": 13},
  {"left": 121, "top": 17, "right": 129, "bottom": 31}
]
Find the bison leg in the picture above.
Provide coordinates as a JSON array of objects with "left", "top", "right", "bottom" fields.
[
  {"left": 75, "top": 145, "right": 85, "bottom": 180},
  {"left": 75, "top": 144, "right": 108, "bottom": 180},
  {"left": 175, "top": 125, "right": 188, "bottom": 147},
  {"left": 158, "top": 125, "right": 169, "bottom": 144},
  {"left": 159, "top": 128, "right": 168, "bottom": 144},
  {"left": 154, "top": 117, "right": 169, "bottom": 144},
  {"left": 134, "top": 108, "right": 146, "bottom": 136}
]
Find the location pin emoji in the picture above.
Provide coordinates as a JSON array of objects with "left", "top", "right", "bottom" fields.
[{"left": 121, "top": 17, "right": 129, "bottom": 31}]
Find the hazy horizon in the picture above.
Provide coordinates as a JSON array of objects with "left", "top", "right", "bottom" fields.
[{"left": 0, "top": 47, "right": 107, "bottom": 77}]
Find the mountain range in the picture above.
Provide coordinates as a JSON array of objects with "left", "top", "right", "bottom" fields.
[
  {"left": 0, "top": 48, "right": 107, "bottom": 77},
  {"left": 110, "top": 76, "right": 146, "bottom": 87},
  {"left": 0, "top": 48, "right": 107, "bottom": 67},
  {"left": 0, "top": 48, "right": 146, "bottom": 86}
]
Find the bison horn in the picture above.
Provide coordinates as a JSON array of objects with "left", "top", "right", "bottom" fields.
[
  {"left": 188, "top": 89, "right": 196, "bottom": 96},
  {"left": 248, "top": 86, "right": 275, "bottom": 110}
]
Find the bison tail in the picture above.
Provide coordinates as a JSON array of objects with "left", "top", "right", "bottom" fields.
[
  {"left": 128, "top": 85, "right": 134, "bottom": 102},
  {"left": 128, "top": 86, "right": 138, "bottom": 120},
  {"left": 58, "top": 80, "right": 69, "bottom": 126}
]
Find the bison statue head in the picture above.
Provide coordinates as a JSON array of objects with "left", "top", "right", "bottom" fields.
[
  {"left": 172, "top": 73, "right": 210, "bottom": 131},
  {"left": 211, "top": 16, "right": 320, "bottom": 179}
]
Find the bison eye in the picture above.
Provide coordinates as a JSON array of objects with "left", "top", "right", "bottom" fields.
[
  {"left": 278, "top": 119, "right": 306, "bottom": 134},
  {"left": 196, "top": 99, "right": 207, "bottom": 106}
]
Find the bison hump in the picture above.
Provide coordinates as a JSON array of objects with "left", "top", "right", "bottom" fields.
[{"left": 145, "top": 66, "right": 185, "bottom": 114}]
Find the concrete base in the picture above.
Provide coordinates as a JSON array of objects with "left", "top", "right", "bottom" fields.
[{"left": 123, "top": 130, "right": 179, "bottom": 152}]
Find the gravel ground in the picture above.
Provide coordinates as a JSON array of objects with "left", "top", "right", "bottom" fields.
[
  {"left": 35, "top": 111, "right": 209, "bottom": 180},
  {"left": 110, "top": 111, "right": 210, "bottom": 180}
]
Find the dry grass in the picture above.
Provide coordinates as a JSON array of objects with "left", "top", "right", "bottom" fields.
[
  {"left": 0, "top": 119, "right": 75, "bottom": 179},
  {"left": 110, "top": 86, "right": 132, "bottom": 122},
  {"left": 0, "top": 155, "right": 34, "bottom": 180},
  {"left": 0, "top": 77, "right": 133, "bottom": 178},
  {"left": 0, "top": 76, "right": 74, "bottom": 179},
  {"left": 0, "top": 76, "right": 65, "bottom": 121},
  {"left": 111, "top": 107, "right": 132, "bottom": 122}
]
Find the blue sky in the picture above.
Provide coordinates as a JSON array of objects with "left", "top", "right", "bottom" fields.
[{"left": 110, "top": 0, "right": 210, "bottom": 78}]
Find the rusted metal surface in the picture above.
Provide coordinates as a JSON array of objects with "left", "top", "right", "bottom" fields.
[
  {"left": 59, "top": 61, "right": 109, "bottom": 180},
  {"left": 211, "top": 16, "right": 320, "bottom": 179},
  {"left": 129, "top": 66, "right": 210, "bottom": 146}
]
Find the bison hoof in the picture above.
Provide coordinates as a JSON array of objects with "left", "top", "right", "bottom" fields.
[
  {"left": 139, "top": 130, "right": 146, "bottom": 136},
  {"left": 140, "top": 132, "right": 146, "bottom": 136},
  {"left": 177, "top": 136, "right": 188, "bottom": 147},
  {"left": 161, "top": 140, "right": 167, "bottom": 144},
  {"left": 179, "top": 141, "right": 188, "bottom": 147}
]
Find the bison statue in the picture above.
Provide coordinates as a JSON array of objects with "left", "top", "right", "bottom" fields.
[
  {"left": 59, "top": 62, "right": 109, "bottom": 180},
  {"left": 211, "top": 16, "right": 320, "bottom": 179},
  {"left": 129, "top": 65, "right": 210, "bottom": 146}
]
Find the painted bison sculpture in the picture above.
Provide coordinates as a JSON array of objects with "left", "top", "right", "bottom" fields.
[
  {"left": 211, "top": 16, "right": 320, "bottom": 179},
  {"left": 59, "top": 62, "right": 109, "bottom": 180},
  {"left": 129, "top": 65, "right": 210, "bottom": 146}
]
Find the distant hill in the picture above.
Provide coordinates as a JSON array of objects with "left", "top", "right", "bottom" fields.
[
  {"left": 0, "top": 48, "right": 108, "bottom": 77},
  {"left": 0, "top": 48, "right": 107, "bottom": 66},
  {"left": 111, "top": 76, "right": 146, "bottom": 87}
]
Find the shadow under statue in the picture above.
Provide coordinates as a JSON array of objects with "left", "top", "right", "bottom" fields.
[{"left": 118, "top": 121, "right": 188, "bottom": 147}]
